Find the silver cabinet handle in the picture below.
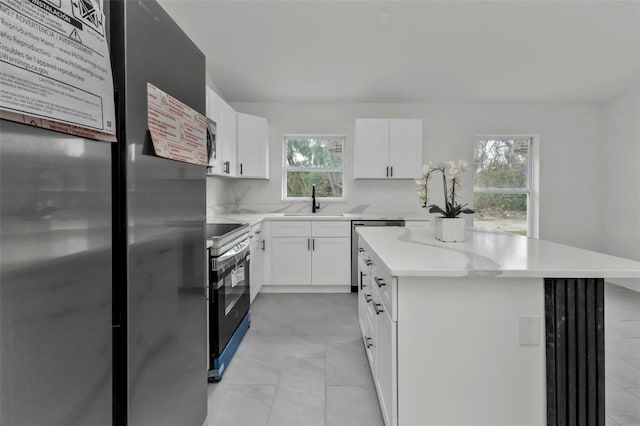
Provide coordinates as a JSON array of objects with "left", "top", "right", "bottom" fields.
[
  {"left": 365, "top": 259, "right": 373, "bottom": 266},
  {"left": 386, "top": 166, "right": 389, "bottom": 177},
  {"left": 374, "top": 303, "right": 384, "bottom": 315},
  {"left": 374, "top": 277, "right": 386, "bottom": 287},
  {"left": 365, "top": 337, "right": 373, "bottom": 348},
  {"left": 390, "top": 166, "right": 393, "bottom": 177},
  {"left": 312, "top": 238, "right": 315, "bottom": 251},
  {"left": 358, "top": 247, "right": 365, "bottom": 253},
  {"left": 307, "top": 238, "right": 310, "bottom": 250},
  {"left": 365, "top": 294, "right": 372, "bottom": 303},
  {"left": 261, "top": 240, "right": 265, "bottom": 251}
]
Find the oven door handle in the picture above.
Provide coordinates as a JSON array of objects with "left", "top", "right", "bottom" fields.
[{"left": 216, "top": 238, "right": 250, "bottom": 263}]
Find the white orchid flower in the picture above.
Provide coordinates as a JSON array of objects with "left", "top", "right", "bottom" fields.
[
  {"left": 415, "top": 158, "right": 474, "bottom": 217},
  {"left": 456, "top": 159, "right": 469, "bottom": 173}
]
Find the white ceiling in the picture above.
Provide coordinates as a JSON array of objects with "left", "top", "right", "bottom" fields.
[{"left": 157, "top": 0, "right": 640, "bottom": 103}]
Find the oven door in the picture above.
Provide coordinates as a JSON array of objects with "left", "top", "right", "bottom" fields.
[{"left": 209, "top": 239, "right": 250, "bottom": 359}]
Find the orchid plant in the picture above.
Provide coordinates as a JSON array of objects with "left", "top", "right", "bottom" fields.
[{"left": 416, "top": 160, "right": 475, "bottom": 218}]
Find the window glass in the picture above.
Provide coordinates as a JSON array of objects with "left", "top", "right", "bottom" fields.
[
  {"left": 473, "top": 193, "right": 528, "bottom": 236},
  {"left": 284, "top": 136, "right": 345, "bottom": 198},
  {"left": 473, "top": 138, "right": 532, "bottom": 236},
  {"left": 474, "top": 139, "right": 529, "bottom": 189}
]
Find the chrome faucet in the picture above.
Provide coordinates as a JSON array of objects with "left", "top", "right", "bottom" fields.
[{"left": 312, "top": 184, "right": 320, "bottom": 213}]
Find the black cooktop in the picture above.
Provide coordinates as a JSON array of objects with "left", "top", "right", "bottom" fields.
[{"left": 206, "top": 223, "right": 247, "bottom": 238}]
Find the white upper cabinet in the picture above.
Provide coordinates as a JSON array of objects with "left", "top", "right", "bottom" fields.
[
  {"left": 220, "top": 101, "right": 237, "bottom": 177},
  {"left": 354, "top": 119, "right": 389, "bottom": 178},
  {"left": 206, "top": 85, "right": 269, "bottom": 179},
  {"left": 236, "top": 113, "right": 269, "bottom": 179},
  {"left": 206, "top": 85, "right": 236, "bottom": 176},
  {"left": 388, "top": 119, "right": 422, "bottom": 179},
  {"left": 354, "top": 118, "right": 422, "bottom": 179},
  {"left": 205, "top": 86, "right": 225, "bottom": 175}
]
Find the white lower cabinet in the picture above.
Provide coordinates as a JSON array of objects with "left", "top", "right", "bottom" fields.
[
  {"left": 376, "top": 309, "right": 397, "bottom": 426},
  {"left": 271, "top": 237, "right": 312, "bottom": 285},
  {"left": 358, "top": 243, "right": 398, "bottom": 426},
  {"left": 249, "top": 235, "right": 264, "bottom": 302},
  {"left": 309, "top": 238, "right": 350, "bottom": 285},
  {"left": 270, "top": 221, "right": 350, "bottom": 286}
]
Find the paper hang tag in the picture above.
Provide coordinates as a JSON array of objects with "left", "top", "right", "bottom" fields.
[
  {"left": 231, "top": 265, "right": 244, "bottom": 288},
  {"left": 147, "top": 83, "right": 208, "bottom": 166}
]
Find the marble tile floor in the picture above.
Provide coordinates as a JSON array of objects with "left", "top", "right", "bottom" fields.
[
  {"left": 205, "top": 284, "right": 640, "bottom": 426},
  {"left": 605, "top": 283, "right": 640, "bottom": 426},
  {"left": 204, "top": 293, "right": 384, "bottom": 426}
]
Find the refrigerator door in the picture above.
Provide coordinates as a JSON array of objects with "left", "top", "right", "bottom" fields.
[
  {"left": 110, "top": 1, "right": 207, "bottom": 425},
  {"left": 0, "top": 121, "right": 112, "bottom": 426}
]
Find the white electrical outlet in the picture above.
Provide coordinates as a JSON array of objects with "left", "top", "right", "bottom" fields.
[{"left": 519, "top": 315, "right": 540, "bottom": 346}]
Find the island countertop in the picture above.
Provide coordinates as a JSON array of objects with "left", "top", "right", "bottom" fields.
[{"left": 356, "top": 226, "right": 640, "bottom": 279}]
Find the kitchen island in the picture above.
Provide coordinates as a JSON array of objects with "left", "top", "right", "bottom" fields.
[{"left": 356, "top": 226, "right": 640, "bottom": 426}]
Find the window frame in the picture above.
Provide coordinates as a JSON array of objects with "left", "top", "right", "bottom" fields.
[
  {"left": 473, "top": 135, "right": 536, "bottom": 237},
  {"left": 282, "top": 134, "right": 347, "bottom": 201}
]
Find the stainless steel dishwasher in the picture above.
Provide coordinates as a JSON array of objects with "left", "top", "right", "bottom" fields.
[{"left": 351, "top": 220, "right": 405, "bottom": 292}]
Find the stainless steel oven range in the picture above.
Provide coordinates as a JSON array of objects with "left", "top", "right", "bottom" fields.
[{"left": 206, "top": 223, "right": 250, "bottom": 382}]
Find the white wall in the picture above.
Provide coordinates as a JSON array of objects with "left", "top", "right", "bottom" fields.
[
  {"left": 603, "top": 82, "right": 640, "bottom": 262},
  {"left": 227, "top": 102, "right": 604, "bottom": 251},
  {"left": 206, "top": 177, "right": 232, "bottom": 217}
]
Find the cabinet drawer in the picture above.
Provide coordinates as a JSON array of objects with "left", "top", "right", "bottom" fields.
[
  {"left": 251, "top": 222, "right": 263, "bottom": 237},
  {"left": 311, "top": 221, "right": 350, "bottom": 237},
  {"left": 271, "top": 221, "right": 311, "bottom": 237},
  {"left": 371, "top": 259, "right": 396, "bottom": 322}
]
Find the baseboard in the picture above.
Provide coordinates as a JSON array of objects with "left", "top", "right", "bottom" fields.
[
  {"left": 606, "top": 278, "right": 640, "bottom": 293},
  {"left": 260, "top": 285, "right": 351, "bottom": 293}
]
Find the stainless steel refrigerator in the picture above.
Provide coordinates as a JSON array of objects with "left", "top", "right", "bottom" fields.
[{"left": 0, "top": 0, "right": 207, "bottom": 425}]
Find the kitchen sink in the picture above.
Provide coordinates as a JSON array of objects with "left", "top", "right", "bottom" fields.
[{"left": 282, "top": 213, "right": 345, "bottom": 217}]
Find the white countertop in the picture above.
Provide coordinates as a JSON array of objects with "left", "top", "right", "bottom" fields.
[
  {"left": 357, "top": 226, "right": 640, "bottom": 279},
  {"left": 205, "top": 212, "right": 428, "bottom": 247},
  {"left": 206, "top": 212, "right": 429, "bottom": 227}
]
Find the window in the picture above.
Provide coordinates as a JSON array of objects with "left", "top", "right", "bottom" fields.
[
  {"left": 473, "top": 137, "right": 533, "bottom": 236},
  {"left": 283, "top": 135, "right": 345, "bottom": 199}
]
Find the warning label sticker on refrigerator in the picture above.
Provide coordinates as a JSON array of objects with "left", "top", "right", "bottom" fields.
[
  {"left": 147, "top": 83, "right": 208, "bottom": 166},
  {"left": 0, "top": 0, "right": 116, "bottom": 142}
]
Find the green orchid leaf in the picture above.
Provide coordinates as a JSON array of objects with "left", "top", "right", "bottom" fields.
[{"left": 427, "top": 205, "right": 447, "bottom": 216}]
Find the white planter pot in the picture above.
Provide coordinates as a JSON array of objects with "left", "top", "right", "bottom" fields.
[{"left": 434, "top": 217, "right": 466, "bottom": 242}]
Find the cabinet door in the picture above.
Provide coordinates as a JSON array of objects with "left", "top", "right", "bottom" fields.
[
  {"left": 206, "top": 87, "right": 225, "bottom": 175},
  {"left": 358, "top": 260, "right": 371, "bottom": 337},
  {"left": 237, "top": 113, "right": 269, "bottom": 178},
  {"left": 220, "top": 101, "right": 237, "bottom": 176},
  {"left": 271, "top": 237, "right": 311, "bottom": 285},
  {"left": 311, "top": 237, "right": 350, "bottom": 285},
  {"left": 249, "top": 238, "right": 263, "bottom": 303},
  {"left": 388, "top": 119, "right": 422, "bottom": 179},
  {"left": 354, "top": 119, "right": 389, "bottom": 179},
  {"left": 376, "top": 310, "right": 397, "bottom": 426}
]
